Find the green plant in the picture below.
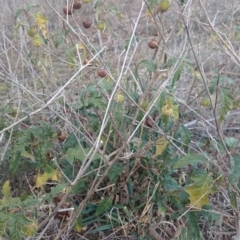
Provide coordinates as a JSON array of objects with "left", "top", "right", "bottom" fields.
[{"left": 0, "top": 0, "right": 240, "bottom": 239}]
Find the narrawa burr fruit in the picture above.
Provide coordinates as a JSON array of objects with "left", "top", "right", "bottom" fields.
[
  {"left": 148, "top": 40, "right": 158, "bottom": 49},
  {"left": 63, "top": 6, "right": 73, "bottom": 15},
  {"left": 83, "top": 20, "right": 92, "bottom": 28},
  {"left": 57, "top": 131, "right": 67, "bottom": 141},
  {"left": 73, "top": 1, "right": 82, "bottom": 10},
  {"left": 98, "top": 69, "right": 107, "bottom": 78}
]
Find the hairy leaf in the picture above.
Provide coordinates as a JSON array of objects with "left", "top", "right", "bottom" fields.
[
  {"left": 219, "top": 87, "right": 234, "bottom": 122},
  {"left": 67, "top": 147, "right": 101, "bottom": 165},
  {"left": 171, "top": 64, "right": 183, "bottom": 88},
  {"left": 35, "top": 169, "right": 62, "bottom": 188},
  {"left": 185, "top": 172, "right": 215, "bottom": 208},
  {"left": 161, "top": 98, "right": 179, "bottom": 121},
  {"left": 2, "top": 180, "right": 11, "bottom": 197},
  {"left": 174, "top": 153, "right": 207, "bottom": 169},
  {"left": 230, "top": 155, "right": 240, "bottom": 185},
  {"left": 95, "top": 198, "right": 112, "bottom": 216},
  {"left": 107, "top": 163, "right": 124, "bottom": 183},
  {"left": 0, "top": 211, "right": 13, "bottom": 234},
  {"left": 21, "top": 221, "right": 37, "bottom": 236},
  {"left": 155, "top": 136, "right": 169, "bottom": 156},
  {"left": 8, "top": 213, "right": 31, "bottom": 240}
]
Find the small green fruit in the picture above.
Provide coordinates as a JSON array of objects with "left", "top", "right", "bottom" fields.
[
  {"left": 141, "top": 101, "right": 149, "bottom": 111},
  {"left": 32, "top": 35, "right": 44, "bottom": 47},
  {"left": 114, "top": 93, "right": 125, "bottom": 103},
  {"left": 27, "top": 27, "right": 37, "bottom": 38},
  {"left": 235, "top": 99, "right": 240, "bottom": 108},
  {"left": 96, "top": 21, "right": 105, "bottom": 31},
  {"left": 82, "top": 0, "right": 90, "bottom": 2},
  {"left": 200, "top": 97, "right": 211, "bottom": 107},
  {"left": 159, "top": 0, "right": 171, "bottom": 12}
]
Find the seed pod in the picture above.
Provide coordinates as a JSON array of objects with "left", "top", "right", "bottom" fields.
[
  {"left": 148, "top": 40, "right": 158, "bottom": 49},
  {"left": 63, "top": 6, "right": 73, "bottom": 15},
  {"left": 83, "top": 20, "right": 92, "bottom": 28},
  {"left": 73, "top": 1, "right": 82, "bottom": 10},
  {"left": 57, "top": 131, "right": 67, "bottom": 141},
  {"left": 98, "top": 69, "right": 107, "bottom": 78}
]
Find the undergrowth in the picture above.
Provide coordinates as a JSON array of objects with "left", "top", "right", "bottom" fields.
[{"left": 0, "top": 0, "right": 240, "bottom": 239}]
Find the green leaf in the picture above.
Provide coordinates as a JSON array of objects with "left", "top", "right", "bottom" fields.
[
  {"left": 8, "top": 213, "right": 32, "bottom": 240},
  {"left": 75, "top": 217, "right": 82, "bottom": 233},
  {"left": 26, "top": 4, "right": 39, "bottom": 11},
  {"left": 155, "top": 136, "right": 169, "bottom": 156},
  {"left": 175, "top": 125, "right": 191, "bottom": 151},
  {"left": 2, "top": 180, "right": 11, "bottom": 197},
  {"left": 66, "top": 147, "right": 101, "bottom": 165},
  {"left": 14, "top": 8, "right": 24, "bottom": 20},
  {"left": 219, "top": 87, "right": 234, "bottom": 122},
  {"left": 107, "top": 163, "right": 124, "bottom": 183},
  {"left": 210, "top": 75, "right": 234, "bottom": 94},
  {"left": 134, "top": 59, "right": 157, "bottom": 79},
  {"left": 230, "top": 155, "right": 240, "bottom": 185},
  {"left": 21, "top": 221, "right": 37, "bottom": 236},
  {"left": 72, "top": 180, "right": 86, "bottom": 194},
  {"left": 0, "top": 196, "right": 22, "bottom": 210},
  {"left": 171, "top": 64, "right": 183, "bottom": 87},
  {"left": 174, "top": 153, "right": 207, "bottom": 169},
  {"left": 95, "top": 198, "right": 112, "bottom": 216},
  {"left": 229, "top": 190, "right": 237, "bottom": 208},
  {"left": 139, "top": 59, "right": 157, "bottom": 73},
  {"left": 162, "top": 174, "right": 179, "bottom": 191},
  {"left": 225, "top": 137, "right": 240, "bottom": 149},
  {"left": 89, "top": 224, "right": 115, "bottom": 234},
  {"left": 66, "top": 48, "right": 77, "bottom": 68},
  {"left": 66, "top": 146, "right": 86, "bottom": 164},
  {"left": 0, "top": 211, "right": 13, "bottom": 234},
  {"left": 147, "top": 0, "right": 158, "bottom": 8},
  {"left": 124, "top": 37, "right": 140, "bottom": 51},
  {"left": 179, "top": 0, "right": 185, "bottom": 5},
  {"left": 63, "top": 133, "right": 78, "bottom": 151},
  {"left": 21, "top": 150, "right": 35, "bottom": 161},
  {"left": 179, "top": 212, "right": 204, "bottom": 239},
  {"left": 98, "top": 78, "right": 114, "bottom": 92},
  {"left": 22, "top": 196, "right": 40, "bottom": 208},
  {"left": 109, "top": 6, "right": 123, "bottom": 20},
  {"left": 79, "top": 84, "right": 106, "bottom": 110},
  {"left": 35, "top": 169, "right": 61, "bottom": 188},
  {"left": 42, "top": 184, "right": 66, "bottom": 202},
  {"left": 161, "top": 97, "right": 179, "bottom": 121},
  {"left": 54, "top": 35, "right": 64, "bottom": 48}
]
